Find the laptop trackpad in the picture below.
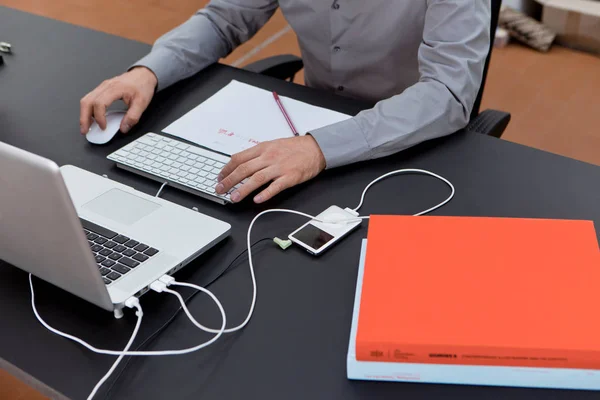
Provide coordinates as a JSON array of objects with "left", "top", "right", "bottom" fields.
[{"left": 82, "top": 188, "right": 161, "bottom": 226}]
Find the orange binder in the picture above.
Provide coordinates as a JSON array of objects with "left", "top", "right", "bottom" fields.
[{"left": 356, "top": 215, "right": 600, "bottom": 369}]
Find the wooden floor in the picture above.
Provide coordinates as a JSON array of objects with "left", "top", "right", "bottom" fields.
[{"left": 1, "top": 1, "right": 599, "bottom": 398}]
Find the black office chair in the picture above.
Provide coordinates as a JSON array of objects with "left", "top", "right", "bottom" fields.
[{"left": 244, "top": 0, "right": 511, "bottom": 139}]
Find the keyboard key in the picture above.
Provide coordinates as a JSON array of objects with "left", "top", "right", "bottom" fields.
[
  {"left": 215, "top": 162, "right": 225, "bottom": 168},
  {"left": 176, "top": 143, "right": 189, "bottom": 150},
  {"left": 94, "top": 237, "right": 108, "bottom": 245},
  {"left": 124, "top": 240, "right": 139, "bottom": 248},
  {"left": 112, "top": 264, "right": 131, "bottom": 274},
  {"left": 123, "top": 249, "right": 136, "bottom": 257},
  {"left": 91, "top": 245, "right": 103, "bottom": 252},
  {"left": 114, "top": 245, "right": 127, "bottom": 253},
  {"left": 134, "top": 244, "right": 149, "bottom": 252},
  {"left": 172, "top": 149, "right": 182, "bottom": 155},
  {"left": 107, "top": 272, "right": 121, "bottom": 281},
  {"left": 109, "top": 253, "right": 123, "bottom": 260},
  {"left": 185, "top": 160, "right": 195, "bottom": 166},
  {"left": 144, "top": 248, "right": 159, "bottom": 257},
  {"left": 212, "top": 167, "right": 222, "bottom": 174},
  {"left": 101, "top": 259, "right": 116, "bottom": 267},
  {"left": 181, "top": 151, "right": 191, "bottom": 158},
  {"left": 181, "top": 165, "right": 191, "bottom": 171},
  {"left": 202, "top": 165, "right": 212, "bottom": 172},
  {"left": 190, "top": 167, "right": 200, "bottom": 174},
  {"left": 156, "top": 156, "right": 166, "bottom": 163},
  {"left": 199, "top": 171, "right": 209, "bottom": 177},
  {"left": 133, "top": 253, "right": 149, "bottom": 262},
  {"left": 164, "top": 159, "right": 174, "bottom": 166},
  {"left": 164, "top": 145, "right": 174, "bottom": 152},
  {"left": 104, "top": 241, "right": 117, "bottom": 249},
  {"left": 95, "top": 255, "right": 106, "bottom": 263},
  {"left": 113, "top": 235, "right": 129, "bottom": 244},
  {"left": 100, "top": 268, "right": 111, "bottom": 276},
  {"left": 177, "top": 156, "right": 188, "bottom": 163},
  {"left": 173, "top": 162, "right": 183, "bottom": 168},
  {"left": 205, "top": 159, "right": 216, "bottom": 166},
  {"left": 177, "top": 170, "right": 188, "bottom": 177},
  {"left": 168, "top": 154, "right": 178, "bottom": 161},
  {"left": 189, "top": 154, "right": 198, "bottom": 160},
  {"left": 103, "top": 278, "right": 112, "bottom": 285},
  {"left": 99, "top": 249, "right": 112, "bottom": 256},
  {"left": 195, "top": 177, "right": 206, "bottom": 184},
  {"left": 118, "top": 257, "right": 140, "bottom": 268},
  {"left": 87, "top": 233, "right": 99, "bottom": 240}
]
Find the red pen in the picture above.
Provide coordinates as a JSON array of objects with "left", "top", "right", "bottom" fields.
[{"left": 272, "top": 91, "right": 299, "bottom": 136}]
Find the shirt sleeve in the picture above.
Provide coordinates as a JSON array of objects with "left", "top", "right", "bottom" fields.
[
  {"left": 131, "top": 0, "right": 279, "bottom": 91},
  {"left": 310, "top": 0, "right": 491, "bottom": 169}
]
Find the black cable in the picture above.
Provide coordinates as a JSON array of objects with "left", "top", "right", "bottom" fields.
[{"left": 103, "top": 238, "right": 272, "bottom": 399}]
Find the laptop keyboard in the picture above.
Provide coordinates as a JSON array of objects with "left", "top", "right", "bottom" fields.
[
  {"left": 107, "top": 133, "right": 243, "bottom": 204},
  {"left": 81, "top": 218, "right": 159, "bottom": 286}
]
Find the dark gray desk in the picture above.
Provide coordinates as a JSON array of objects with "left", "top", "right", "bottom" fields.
[{"left": 1, "top": 6, "right": 599, "bottom": 400}]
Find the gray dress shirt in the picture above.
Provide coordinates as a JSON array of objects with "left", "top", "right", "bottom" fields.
[{"left": 133, "top": 0, "right": 491, "bottom": 169}]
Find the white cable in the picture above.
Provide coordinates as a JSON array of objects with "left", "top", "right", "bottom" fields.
[
  {"left": 162, "top": 286, "right": 231, "bottom": 334},
  {"left": 29, "top": 276, "right": 226, "bottom": 356},
  {"left": 155, "top": 181, "right": 168, "bottom": 197},
  {"left": 352, "top": 169, "right": 455, "bottom": 214},
  {"left": 86, "top": 298, "right": 143, "bottom": 400}
]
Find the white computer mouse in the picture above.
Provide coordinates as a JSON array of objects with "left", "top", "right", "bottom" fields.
[{"left": 86, "top": 111, "right": 126, "bottom": 145}]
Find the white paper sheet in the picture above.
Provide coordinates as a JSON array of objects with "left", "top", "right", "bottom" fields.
[{"left": 162, "top": 80, "right": 352, "bottom": 156}]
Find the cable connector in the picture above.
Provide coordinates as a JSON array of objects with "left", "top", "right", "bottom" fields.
[
  {"left": 159, "top": 275, "right": 175, "bottom": 286},
  {"left": 124, "top": 296, "right": 140, "bottom": 309},
  {"left": 344, "top": 207, "right": 359, "bottom": 217},
  {"left": 150, "top": 280, "right": 167, "bottom": 293},
  {"left": 124, "top": 297, "right": 143, "bottom": 317},
  {"left": 274, "top": 237, "right": 292, "bottom": 250}
]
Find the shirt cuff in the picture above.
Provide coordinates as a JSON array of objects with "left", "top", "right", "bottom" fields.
[
  {"left": 309, "top": 117, "right": 372, "bottom": 169},
  {"left": 129, "top": 48, "right": 182, "bottom": 92}
]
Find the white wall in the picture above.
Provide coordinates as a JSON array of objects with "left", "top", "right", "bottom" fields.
[{"left": 503, "top": 0, "right": 537, "bottom": 15}]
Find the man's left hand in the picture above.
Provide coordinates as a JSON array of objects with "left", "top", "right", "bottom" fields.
[{"left": 215, "top": 135, "right": 326, "bottom": 203}]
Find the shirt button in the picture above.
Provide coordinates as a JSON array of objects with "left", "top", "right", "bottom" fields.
[
  {"left": 332, "top": 3, "right": 340, "bottom": 10},
  {"left": 333, "top": 46, "right": 341, "bottom": 52},
  {"left": 337, "top": 86, "right": 344, "bottom": 91}
]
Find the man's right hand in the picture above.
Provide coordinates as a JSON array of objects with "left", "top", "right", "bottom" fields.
[{"left": 79, "top": 66, "right": 158, "bottom": 135}]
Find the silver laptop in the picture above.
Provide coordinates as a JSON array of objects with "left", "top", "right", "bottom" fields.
[{"left": 0, "top": 141, "right": 231, "bottom": 313}]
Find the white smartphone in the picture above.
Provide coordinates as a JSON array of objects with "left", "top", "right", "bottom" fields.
[{"left": 288, "top": 205, "right": 362, "bottom": 256}]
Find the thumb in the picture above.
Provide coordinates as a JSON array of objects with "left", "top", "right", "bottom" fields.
[{"left": 120, "top": 97, "right": 146, "bottom": 133}]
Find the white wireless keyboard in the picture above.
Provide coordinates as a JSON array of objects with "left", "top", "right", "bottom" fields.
[{"left": 107, "top": 133, "right": 240, "bottom": 204}]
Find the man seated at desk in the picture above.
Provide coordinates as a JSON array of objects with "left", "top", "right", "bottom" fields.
[{"left": 80, "top": 1, "right": 490, "bottom": 204}]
